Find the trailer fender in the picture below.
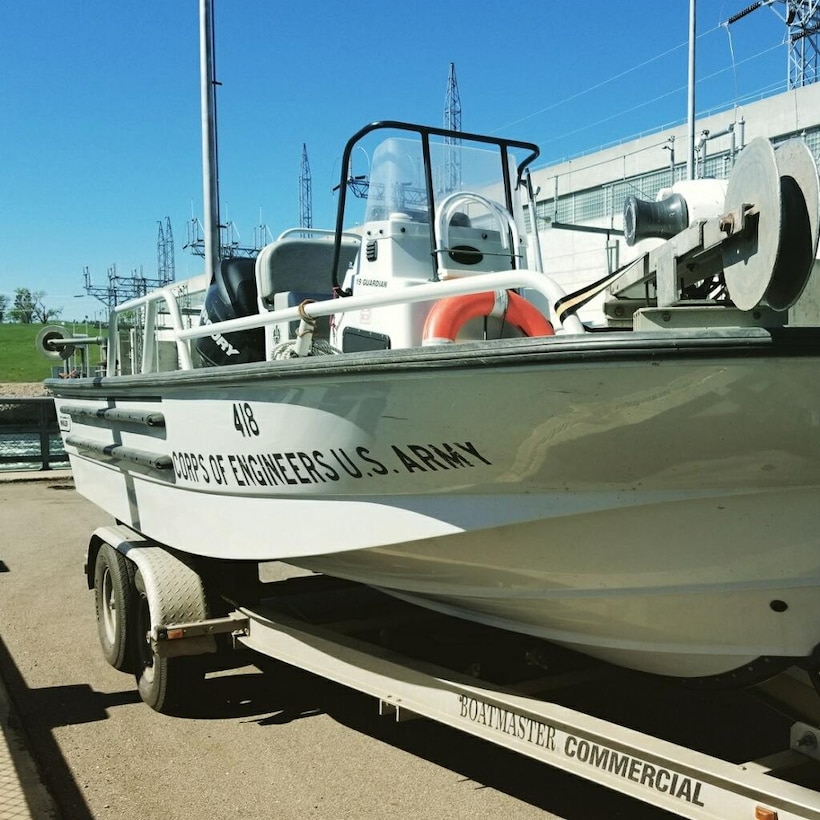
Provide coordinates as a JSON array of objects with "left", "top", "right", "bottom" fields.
[{"left": 87, "top": 525, "right": 216, "bottom": 657}]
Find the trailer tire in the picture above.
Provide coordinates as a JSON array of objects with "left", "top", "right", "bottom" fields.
[
  {"left": 94, "top": 544, "right": 135, "bottom": 673},
  {"left": 133, "top": 567, "right": 202, "bottom": 714}
]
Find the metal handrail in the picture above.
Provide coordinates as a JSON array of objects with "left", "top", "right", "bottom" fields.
[
  {"left": 107, "top": 285, "right": 194, "bottom": 374},
  {"left": 104, "top": 266, "right": 584, "bottom": 377},
  {"left": 0, "top": 397, "right": 68, "bottom": 471},
  {"left": 171, "top": 269, "right": 583, "bottom": 344}
]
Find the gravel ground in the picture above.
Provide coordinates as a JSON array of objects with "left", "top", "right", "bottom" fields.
[{"left": 0, "top": 383, "right": 50, "bottom": 398}]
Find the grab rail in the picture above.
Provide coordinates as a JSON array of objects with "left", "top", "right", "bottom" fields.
[
  {"left": 108, "top": 268, "right": 583, "bottom": 376},
  {"left": 173, "top": 269, "right": 582, "bottom": 342}
]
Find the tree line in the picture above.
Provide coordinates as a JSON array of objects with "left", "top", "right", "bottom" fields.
[{"left": 0, "top": 288, "right": 62, "bottom": 323}]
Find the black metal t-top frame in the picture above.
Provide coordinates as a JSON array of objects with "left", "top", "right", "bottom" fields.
[{"left": 330, "top": 120, "right": 540, "bottom": 294}]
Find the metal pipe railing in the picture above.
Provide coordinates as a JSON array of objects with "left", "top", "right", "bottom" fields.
[
  {"left": 173, "top": 269, "right": 584, "bottom": 345},
  {"left": 0, "top": 398, "right": 68, "bottom": 471},
  {"left": 105, "top": 268, "right": 583, "bottom": 376}
]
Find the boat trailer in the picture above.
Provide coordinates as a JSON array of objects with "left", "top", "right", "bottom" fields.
[{"left": 88, "top": 523, "right": 820, "bottom": 819}]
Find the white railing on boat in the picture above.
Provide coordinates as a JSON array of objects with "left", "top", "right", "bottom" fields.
[{"left": 106, "top": 268, "right": 583, "bottom": 376}]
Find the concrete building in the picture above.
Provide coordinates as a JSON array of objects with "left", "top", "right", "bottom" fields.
[{"left": 528, "top": 81, "right": 820, "bottom": 325}]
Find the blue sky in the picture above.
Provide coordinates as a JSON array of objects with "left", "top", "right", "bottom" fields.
[{"left": 0, "top": 1, "right": 789, "bottom": 321}]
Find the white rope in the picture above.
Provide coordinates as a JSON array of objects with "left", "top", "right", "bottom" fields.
[{"left": 269, "top": 339, "right": 340, "bottom": 360}]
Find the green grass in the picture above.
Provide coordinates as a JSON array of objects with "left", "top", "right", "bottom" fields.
[{"left": 0, "top": 322, "right": 99, "bottom": 382}]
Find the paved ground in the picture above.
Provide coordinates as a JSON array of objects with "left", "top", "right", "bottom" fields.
[
  {"left": 0, "top": 473, "right": 688, "bottom": 820},
  {"left": 0, "top": 472, "right": 69, "bottom": 820},
  {"left": 1, "top": 474, "right": 808, "bottom": 819},
  {"left": 0, "top": 475, "right": 687, "bottom": 820}
]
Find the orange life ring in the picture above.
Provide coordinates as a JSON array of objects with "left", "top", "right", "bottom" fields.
[{"left": 422, "top": 290, "right": 554, "bottom": 345}]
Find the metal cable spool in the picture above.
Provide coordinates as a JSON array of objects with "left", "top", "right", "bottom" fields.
[
  {"left": 770, "top": 139, "right": 820, "bottom": 310},
  {"left": 35, "top": 325, "right": 75, "bottom": 360},
  {"left": 722, "top": 137, "right": 820, "bottom": 311}
]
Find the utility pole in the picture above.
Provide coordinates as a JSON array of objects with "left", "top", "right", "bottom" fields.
[
  {"left": 199, "top": 0, "right": 221, "bottom": 282},
  {"left": 687, "top": 0, "right": 697, "bottom": 180}
]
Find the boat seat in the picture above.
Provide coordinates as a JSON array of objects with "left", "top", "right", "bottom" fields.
[{"left": 256, "top": 236, "right": 360, "bottom": 311}]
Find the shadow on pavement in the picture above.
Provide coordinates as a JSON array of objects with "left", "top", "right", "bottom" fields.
[
  {"left": 174, "top": 660, "right": 677, "bottom": 820},
  {"left": 0, "top": 632, "right": 141, "bottom": 820}
]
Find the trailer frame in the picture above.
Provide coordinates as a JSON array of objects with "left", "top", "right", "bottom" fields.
[{"left": 89, "top": 523, "right": 820, "bottom": 820}]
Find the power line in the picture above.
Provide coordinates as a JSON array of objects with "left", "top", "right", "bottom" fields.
[
  {"left": 724, "top": 1, "right": 820, "bottom": 88},
  {"left": 493, "top": 24, "right": 724, "bottom": 134},
  {"left": 538, "top": 40, "right": 781, "bottom": 158}
]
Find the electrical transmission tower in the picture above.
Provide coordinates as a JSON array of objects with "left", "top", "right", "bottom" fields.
[
  {"left": 728, "top": 1, "right": 820, "bottom": 89},
  {"left": 157, "top": 216, "right": 176, "bottom": 286},
  {"left": 183, "top": 213, "right": 264, "bottom": 258},
  {"left": 82, "top": 218, "right": 177, "bottom": 309},
  {"left": 82, "top": 263, "right": 168, "bottom": 310},
  {"left": 784, "top": 0, "right": 820, "bottom": 88},
  {"left": 444, "top": 62, "right": 462, "bottom": 193},
  {"left": 253, "top": 212, "right": 273, "bottom": 250},
  {"left": 343, "top": 64, "right": 464, "bottom": 200},
  {"left": 444, "top": 62, "right": 462, "bottom": 133},
  {"left": 299, "top": 143, "right": 313, "bottom": 232}
]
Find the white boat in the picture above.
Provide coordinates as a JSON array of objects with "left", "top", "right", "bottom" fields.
[
  {"left": 42, "top": 2, "right": 820, "bottom": 683},
  {"left": 44, "top": 118, "right": 820, "bottom": 684}
]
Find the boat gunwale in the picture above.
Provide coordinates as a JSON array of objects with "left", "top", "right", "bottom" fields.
[{"left": 44, "top": 325, "right": 820, "bottom": 395}]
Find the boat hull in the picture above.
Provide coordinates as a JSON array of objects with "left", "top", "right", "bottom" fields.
[{"left": 50, "top": 330, "right": 820, "bottom": 678}]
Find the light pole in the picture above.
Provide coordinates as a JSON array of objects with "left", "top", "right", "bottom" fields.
[{"left": 687, "top": 0, "right": 697, "bottom": 180}]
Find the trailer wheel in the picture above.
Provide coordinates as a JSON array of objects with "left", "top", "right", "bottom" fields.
[
  {"left": 94, "top": 544, "right": 135, "bottom": 672},
  {"left": 133, "top": 567, "right": 202, "bottom": 714}
]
